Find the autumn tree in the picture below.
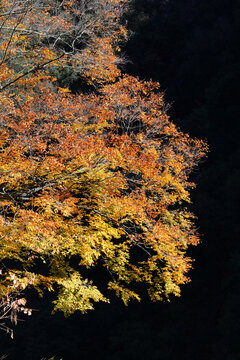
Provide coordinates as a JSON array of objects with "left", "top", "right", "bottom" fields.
[{"left": 0, "top": 0, "right": 207, "bottom": 319}]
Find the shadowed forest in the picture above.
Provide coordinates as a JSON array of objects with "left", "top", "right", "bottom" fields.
[{"left": 0, "top": 0, "right": 239, "bottom": 359}]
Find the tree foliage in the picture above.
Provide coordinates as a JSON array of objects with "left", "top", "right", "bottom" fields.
[
  {"left": 0, "top": 0, "right": 207, "bottom": 317},
  {"left": 0, "top": 0, "right": 127, "bottom": 89}
]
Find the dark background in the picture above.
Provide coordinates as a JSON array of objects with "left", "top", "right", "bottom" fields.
[{"left": 1, "top": 0, "right": 239, "bottom": 358}]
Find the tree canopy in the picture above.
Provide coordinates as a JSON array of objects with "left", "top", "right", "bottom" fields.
[{"left": 0, "top": 0, "right": 207, "bottom": 321}]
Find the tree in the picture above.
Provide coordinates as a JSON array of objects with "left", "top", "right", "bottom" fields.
[{"left": 0, "top": 0, "right": 207, "bottom": 318}]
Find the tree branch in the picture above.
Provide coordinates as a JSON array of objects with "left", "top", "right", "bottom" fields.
[{"left": 0, "top": 53, "right": 65, "bottom": 92}]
